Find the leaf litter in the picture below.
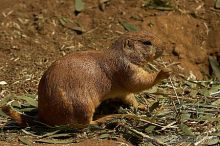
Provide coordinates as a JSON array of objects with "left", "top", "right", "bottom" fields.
[
  {"left": 1, "top": 75, "right": 220, "bottom": 145},
  {"left": 74, "top": 0, "right": 85, "bottom": 13},
  {"left": 120, "top": 21, "right": 139, "bottom": 32},
  {"left": 215, "top": 0, "right": 220, "bottom": 9}
]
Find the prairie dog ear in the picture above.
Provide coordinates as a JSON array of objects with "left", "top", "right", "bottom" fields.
[
  {"left": 110, "top": 37, "right": 127, "bottom": 50},
  {"left": 110, "top": 36, "right": 135, "bottom": 51}
]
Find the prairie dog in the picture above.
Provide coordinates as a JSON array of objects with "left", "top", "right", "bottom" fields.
[{"left": 2, "top": 32, "right": 171, "bottom": 127}]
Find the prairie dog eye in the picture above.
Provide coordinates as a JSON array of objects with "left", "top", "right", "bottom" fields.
[{"left": 142, "top": 40, "right": 152, "bottom": 46}]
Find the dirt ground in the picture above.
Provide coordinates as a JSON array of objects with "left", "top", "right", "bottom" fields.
[
  {"left": 0, "top": 139, "right": 131, "bottom": 146},
  {"left": 0, "top": 0, "right": 220, "bottom": 145}
]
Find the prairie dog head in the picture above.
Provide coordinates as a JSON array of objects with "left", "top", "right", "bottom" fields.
[{"left": 111, "top": 32, "right": 165, "bottom": 66}]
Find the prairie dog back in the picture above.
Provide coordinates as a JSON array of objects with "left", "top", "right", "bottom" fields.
[{"left": 2, "top": 32, "right": 171, "bottom": 127}]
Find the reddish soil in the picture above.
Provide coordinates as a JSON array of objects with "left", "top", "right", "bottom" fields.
[
  {"left": 0, "top": 0, "right": 220, "bottom": 145},
  {"left": 0, "top": 139, "right": 131, "bottom": 146}
]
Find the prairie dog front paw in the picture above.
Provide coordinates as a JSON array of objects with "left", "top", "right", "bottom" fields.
[{"left": 157, "top": 68, "right": 172, "bottom": 80}]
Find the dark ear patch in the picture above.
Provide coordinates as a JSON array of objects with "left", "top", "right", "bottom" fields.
[
  {"left": 142, "top": 40, "right": 152, "bottom": 45},
  {"left": 127, "top": 40, "right": 134, "bottom": 48}
]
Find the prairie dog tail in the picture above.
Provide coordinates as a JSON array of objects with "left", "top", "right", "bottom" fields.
[{"left": 1, "top": 105, "right": 35, "bottom": 127}]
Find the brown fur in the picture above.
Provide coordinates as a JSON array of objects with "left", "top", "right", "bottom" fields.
[
  {"left": 1, "top": 105, "right": 36, "bottom": 126},
  {"left": 2, "top": 32, "right": 171, "bottom": 127}
]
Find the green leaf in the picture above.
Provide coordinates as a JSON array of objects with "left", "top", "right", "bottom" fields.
[
  {"left": 156, "top": 109, "right": 171, "bottom": 117},
  {"left": 217, "top": 122, "right": 220, "bottom": 130},
  {"left": 198, "top": 114, "right": 214, "bottom": 122},
  {"left": 36, "top": 138, "right": 74, "bottom": 144},
  {"left": 145, "top": 125, "right": 156, "bottom": 134},
  {"left": 209, "top": 56, "right": 220, "bottom": 80},
  {"left": 209, "top": 85, "right": 220, "bottom": 92},
  {"left": 146, "top": 86, "right": 158, "bottom": 94},
  {"left": 189, "top": 89, "right": 198, "bottom": 98},
  {"left": 59, "top": 17, "right": 85, "bottom": 34},
  {"left": 18, "top": 107, "right": 37, "bottom": 112},
  {"left": 11, "top": 100, "right": 21, "bottom": 108},
  {"left": 40, "top": 130, "right": 61, "bottom": 138},
  {"left": 120, "top": 21, "right": 139, "bottom": 32},
  {"left": 179, "top": 123, "right": 194, "bottom": 136},
  {"left": 209, "top": 85, "right": 220, "bottom": 96},
  {"left": 99, "top": 133, "right": 110, "bottom": 139},
  {"left": 199, "top": 89, "right": 210, "bottom": 97},
  {"left": 19, "top": 137, "right": 32, "bottom": 146},
  {"left": 180, "top": 113, "right": 191, "bottom": 122},
  {"left": 205, "top": 136, "right": 220, "bottom": 145},
  {"left": 15, "top": 95, "right": 38, "bottom": 107},
  {"left": 47, "top": 133, "right": 72, "bottom": 139},
  {"left": 185, "top": 80, "right": 197, "bottom": 88},
  {"left": 75, "top": 0, "right": 85, "bottom": 12},
  {"left": 212, "top": 99, "right": 220, "bottom": 106},
  {"left": 59, "top": 17, "right": 68, "bottom": 26},
  {"left": 215, "top": 0, "right": 220, "bottom": 9}
]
